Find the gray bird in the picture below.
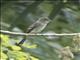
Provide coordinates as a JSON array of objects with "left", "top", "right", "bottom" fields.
[{"left": 17, "top": 17, "right": 51, "bottom": 45}]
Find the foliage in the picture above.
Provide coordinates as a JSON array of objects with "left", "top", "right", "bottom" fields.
[
  {"left": 0, "top": 34, "right": 39, "bottom": 60},
  {"left": 0, "top": 0, "right": 80, "bottom": 60}
]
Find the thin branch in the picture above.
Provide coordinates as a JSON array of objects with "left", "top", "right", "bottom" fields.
[
  {"left": 48, "top": 1, "right": 63, "bottom": 20},
  {"left": 0, "top": 30, "right": 80, "bottom": 36}
]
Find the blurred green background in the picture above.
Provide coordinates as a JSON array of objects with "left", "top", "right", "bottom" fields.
[{"left": 0, "top": 0, "right": 80, "bottom": 60}]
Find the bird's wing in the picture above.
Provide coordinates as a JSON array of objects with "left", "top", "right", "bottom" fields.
[{"left": 26, "top": 22, "right": 39, "bottom": 33}]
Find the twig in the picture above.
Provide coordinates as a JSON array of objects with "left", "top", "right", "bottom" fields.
[{"left": 0, "top": 30, "right": 80, "bottom": 36}]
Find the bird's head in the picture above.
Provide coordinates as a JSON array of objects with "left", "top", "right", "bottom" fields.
[{"left": 39, "top": 17, "right": 51, "bottom": 24}]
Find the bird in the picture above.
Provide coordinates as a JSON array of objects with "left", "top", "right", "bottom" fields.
[{"left": 17, "top": 17, "right": 51, "bottom": 45}]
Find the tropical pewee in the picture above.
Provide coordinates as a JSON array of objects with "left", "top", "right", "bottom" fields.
[{"left": 17, "top": 17, "right": 51, "bottom": 45}]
